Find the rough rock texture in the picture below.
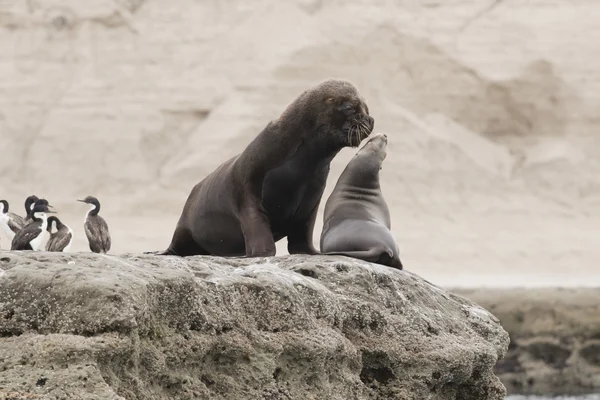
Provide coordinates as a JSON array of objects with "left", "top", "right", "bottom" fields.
[
  {"left": 454, "top": 288, "right": 600, "bottom": 396},
  {"left": 1, "top": 252, "right": 508, "bottom": 400},
  {"left": 0, "top": 0, "right": 597, "bottom": 288}
]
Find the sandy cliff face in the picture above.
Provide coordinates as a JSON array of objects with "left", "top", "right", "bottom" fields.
[{"left": 0, "top": 0, "right": 598, "bottom": 286}]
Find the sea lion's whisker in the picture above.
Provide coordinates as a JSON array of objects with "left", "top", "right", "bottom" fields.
[
  {"left": 357, "top": 125, "right": 364, "bottom": 143},
  {"left": 347, "top": 126, "right": 353, "bottom": 145},
  {"left": 359, "top": 120, "right": 369, "bottom": 136},
  {"left": 363, "top": 122, "right": 371, "bottom": 139}
]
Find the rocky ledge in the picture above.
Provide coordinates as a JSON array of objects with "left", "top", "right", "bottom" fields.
[
  {"left": 0, "top": 253, "right": 508, "bottom": 400},
  {"left": 455, "top": 288, "right": 600, "bottom": 396}
]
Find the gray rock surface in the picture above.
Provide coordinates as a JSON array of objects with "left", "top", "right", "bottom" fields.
[
  {"left": 454, "top": 288, "right": 600, "bottom": 396},
  {"left": 0, "top": 252, "right": 508, "bottom": 400}
]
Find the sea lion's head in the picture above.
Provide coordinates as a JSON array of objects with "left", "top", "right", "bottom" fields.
[
  {"left": 337, "top": 132, "right": 388, "bottom": 191},
  {"left": 297, "top": 79, "right": 375, "bottom": 147}
]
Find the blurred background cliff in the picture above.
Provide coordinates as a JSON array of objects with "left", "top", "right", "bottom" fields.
[{"left": 0, "top": 0, "right": 598, "bottom": 288}]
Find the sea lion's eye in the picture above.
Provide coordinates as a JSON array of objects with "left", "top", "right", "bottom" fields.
[{"left": 344, "top": 104, "right": 355, "bottom": 113}]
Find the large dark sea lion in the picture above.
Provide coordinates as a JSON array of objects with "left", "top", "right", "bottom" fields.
[
  {"left": 160, "top": 79, "right": 375, "bottom": 257},
  {"left": 319, "top": 133, "right": 403, "bottom": 270}
]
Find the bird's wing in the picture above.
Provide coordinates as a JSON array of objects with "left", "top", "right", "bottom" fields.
[
  {"left": 52, "top": 231, "right": 72, "bottom": 252},
  {"left": 45, "top": 234, "right": 56, "bottom": 251},
  {"left": 84, "top": 219, "right": 102, "bottom": 253},
  {"left": 7, "top": 213, "right": 26, "bottom": 233},
  {"left": 98, "top": 216, "right": 111, "bottom": 252},
  {"left": 11, "top": 225, "right": 40, "bottom": 250}
]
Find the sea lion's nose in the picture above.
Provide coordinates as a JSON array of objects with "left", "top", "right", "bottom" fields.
[{"left": 376, "top": 133, "right": 387, "bottom": 142}]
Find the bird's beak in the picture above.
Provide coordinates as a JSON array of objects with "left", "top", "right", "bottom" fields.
[
  {"left": 47, "top": 210, "right": 57, "bottom": 214},
  {"left": 76, "top": 199, "right": 85, "bottom": 203}
]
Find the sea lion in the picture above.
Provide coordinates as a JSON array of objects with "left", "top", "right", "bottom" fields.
[
  {"left": 161, "top": 79, "right": 375, "bottom": 257},
  {"left": 320, "top": 133, "right": 403, "bottom": 270}
]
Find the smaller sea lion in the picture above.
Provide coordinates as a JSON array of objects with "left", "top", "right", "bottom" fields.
[{"left": 320, "top": 133, "right": 403, "bottom": 270}]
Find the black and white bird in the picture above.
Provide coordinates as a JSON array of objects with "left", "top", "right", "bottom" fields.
[
  {"left": 23, "top": 195, "right": 40, "bottom": 224},
  {"left": 77, "top": 196, "right": 111, "bottom": 254},
  {"left": 45, "top": 216, "right": 73, "bottom": 252},
  {"left": 0, "top": 200, "right": 27, "bottom": 241},
  {"left": 11, "top": 200, "right": 55, "bottom": 251}
]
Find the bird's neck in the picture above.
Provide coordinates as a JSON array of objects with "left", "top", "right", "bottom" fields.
[
  {"left": 32, "top": 212, "right": 47, "bottom": 223},
  {"left": 88, "top": 204, "right": 100, "bottom": 216}
]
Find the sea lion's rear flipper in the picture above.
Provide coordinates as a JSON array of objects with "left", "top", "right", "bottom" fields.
[
  {"left": 388, "top": 256, "right": 403, "bottom": 270},
  {"left": 324, "top": 247, "right": 403, "bottom": 270},
  {"left": 378, "top": 251, "right": 403, "bottom": 271},
  {"left": 323, "top": 246, "right": 389, "bottom": 264},
  {"left": 156, "top": 227, "right": 211, "bottom": 257},
  {"left": 146, "top": 249, "right": 175, "bottom": 256}
]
